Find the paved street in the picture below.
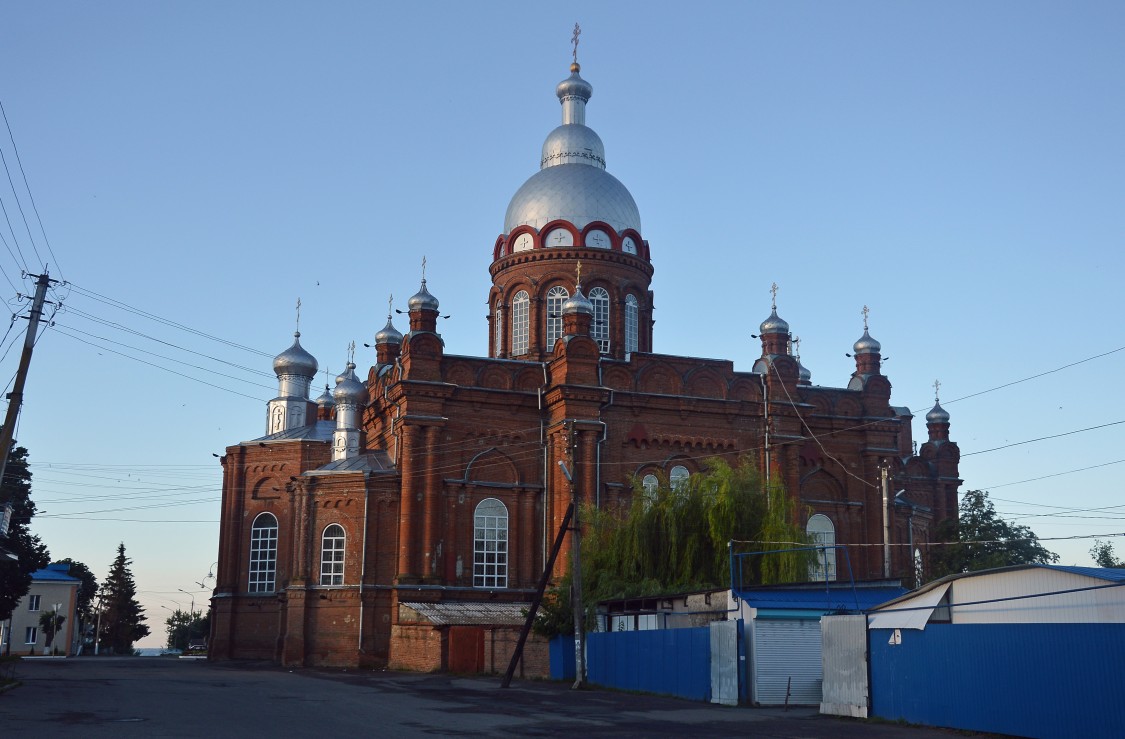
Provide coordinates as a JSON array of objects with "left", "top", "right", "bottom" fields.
[{"left": 2, "top": 657, "right": 978, "bottom": 738}]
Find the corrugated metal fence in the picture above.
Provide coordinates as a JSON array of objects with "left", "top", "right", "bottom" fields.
[
  {"left": 587, "top": 626, "right": 712, "bottom": 701},
  {"left": 870, "top": 623, "right": 1125, "bottom": 739}
]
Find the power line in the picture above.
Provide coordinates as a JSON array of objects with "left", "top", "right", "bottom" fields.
[
  {"left": 962, "top": 420, "right": 1125, "bottom": 457},
  {"left": 65, "top": 282, "right": 272, "bottom": 357},
  {"left": 0, "top": 96, "right": 63, "bottom": 281},
  {"left": 50, "top": 327, "right": 268, "bottom": 402},
  {"left": 0, "top": 144, "right": 43, "bottom": 268},
  {"left": 981, "top": 459, "right": 1125, "bottom": 490}
]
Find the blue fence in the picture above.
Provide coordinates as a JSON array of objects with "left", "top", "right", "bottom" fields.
[
  {"left": 870, "top": 623, "right": 1125, "bottom": 739},
  {"left": 548, "top": 634, "right": 575, "bottom": 681},
  {"left": 586, "top": 627, "right": 712, "bottom": 702}
]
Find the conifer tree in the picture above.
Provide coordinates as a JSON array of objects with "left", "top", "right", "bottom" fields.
[
  {"left": 99, "top": 543, "right": 149, "bottom": 654},
  {"left": 0, "top": 444, "right": 50, "bottom": 620}
]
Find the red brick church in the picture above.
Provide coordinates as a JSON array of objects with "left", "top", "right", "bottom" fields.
[{"left": 209, "top": 58, "right": 960, "bottom": 671}]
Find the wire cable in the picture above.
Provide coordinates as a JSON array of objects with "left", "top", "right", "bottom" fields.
[{"left": 0, "top": 96, "right": 62, "bottom": 280}]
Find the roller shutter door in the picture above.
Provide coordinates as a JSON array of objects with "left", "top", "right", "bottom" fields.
[{"left": 753, "top": 618, "right": 823, "bottom": 705}]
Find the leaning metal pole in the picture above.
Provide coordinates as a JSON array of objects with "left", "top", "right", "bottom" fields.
[{"left": 501, "top": 502, "right": 574, "bottom": 688}]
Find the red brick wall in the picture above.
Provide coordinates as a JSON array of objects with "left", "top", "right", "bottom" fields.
[{"left": 388, "top": 624, "right": 445, "bottom": 672}]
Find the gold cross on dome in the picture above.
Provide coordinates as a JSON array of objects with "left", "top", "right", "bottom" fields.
[
  {"left": 575, "top": 260, "right": 583, "bottom": 286},
  {"left": 793, "top": 335, "right": 801, "bottom": 358},
  {"left": 348, "top": 340, "right": 356, "bottom": 365},
  {"left": 770, "top": 282, "right": 779, "bottom": 310},
  {"left": 933, "top": 379, "right": 941, "bottom": 403},
  {"left": 572, "top": 23, "right": 581, "bottom": 64},
  {"left": 862, "top": 304, "right": 870, "bottom": 331}
]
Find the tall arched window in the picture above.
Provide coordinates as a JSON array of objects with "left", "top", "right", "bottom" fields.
[
  {"left": 248, "top": 512, "right": 279, "bottom": 593},
  {"left": 625, "top": 294, "right": 639, "bottom": 355},
  {"left": 807, "top": 514, "right": 836, "bottom": 582},
  {"left": 641, "top": 473, "right": 659, "bottom": 509},
  {"left": 511, "top": 291, "right": 529, "bottom": 355},
  {"left": 669, "top": 465, "right": 690, "bottom": 493},
  {"left": 494, "top": 302, "right": 504, "bottom": 357},
  {"left": 473, "top": 498, "right": 508, "bottom": 588},
  {"left": 320, "top": 523, "right": 345, "bottom": 586},
  {"left": 589, "top": 287, "right": 610, "bottom": 353},
  {"left": 545, "top": 286, "right": 569, "bottom": 349}
]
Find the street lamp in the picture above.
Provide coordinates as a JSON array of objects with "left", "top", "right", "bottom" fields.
[{"left": 177, "top": 589, "right": 196, "bottom": 616}]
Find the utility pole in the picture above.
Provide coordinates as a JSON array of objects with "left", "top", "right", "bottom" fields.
[
  {"left": 562, "top": 422, "right": 585, "bottom": 689},
  {"left": 0, "top": 270, "right": 54, "bottom": 491}
]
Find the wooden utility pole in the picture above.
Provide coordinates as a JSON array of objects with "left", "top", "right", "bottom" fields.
[{"left": 0, "top": 270, "right": 53, "bottom": 490}]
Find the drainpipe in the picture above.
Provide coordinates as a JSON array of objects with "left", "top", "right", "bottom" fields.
[
  {"left": 358, "top": 486, "right": 369, "bottom": 653},
  {"left": 881, "top": 462, "right": 891, "bottom": 578},
  {"left": 760, "top": 373, "right": 771, "bottom": 489}
]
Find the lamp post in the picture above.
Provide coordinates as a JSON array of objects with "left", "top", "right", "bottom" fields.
[{"left": 177, "top": 589, "right": 196, "bottom": 617}]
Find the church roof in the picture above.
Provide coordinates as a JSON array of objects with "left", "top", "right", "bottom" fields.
[
  {"left": 400, "top": 600, "right": 530, "bottom": 626},
  {"left": 305, "top": 451, "right": 394, "bottom": 476},
  {"left": 248, "top": 419, "right": 335, "bottom": 444}
]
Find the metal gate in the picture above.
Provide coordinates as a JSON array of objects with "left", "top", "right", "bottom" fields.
[
  {"left": 820, "top": 614, "right": 868, "bottom": 717},
  {"left": 753, "top": 618, "right": 822, "bottom": 705}
]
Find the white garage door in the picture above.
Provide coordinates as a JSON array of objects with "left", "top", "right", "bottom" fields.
[{"left": 753, "top": 618, "right": 823, "bottom": 705}]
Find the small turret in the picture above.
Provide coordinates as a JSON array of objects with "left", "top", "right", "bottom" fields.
[
  {"left": 407, "top": 262, "right": 440, "bottom": 334},
  {"left": 266, "top": 300, "right": 318, "bottom": 434},
  {"left": 852, "top": 305, "right": 882, "bottom": 376},
  {"left": 926, "top": 380, "right": 951, "bottom": 443},
  {"left": 332, "top": 346, "right": 365, "bottom": 461},
  {"left": 374, "top": 295, "right": 403, "bottom": 366}
]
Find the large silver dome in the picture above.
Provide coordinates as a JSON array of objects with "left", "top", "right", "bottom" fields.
[
  {"left": 273, "top": 332, "right": 318, "bottom": 378},
  {"left": 505, "top": 164, "right": 641, "bottom": 233},
  {"left": 503, "top": 63, "right": 641, "bottom": 235}
]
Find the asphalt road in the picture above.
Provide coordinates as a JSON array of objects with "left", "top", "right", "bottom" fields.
[{"left": 1, "top": 657, "right": 980, "bottom": 738}]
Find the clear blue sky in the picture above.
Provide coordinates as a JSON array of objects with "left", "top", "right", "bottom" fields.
[{"left": 2, "top": 3, "right": 1122, "bottom": 646}]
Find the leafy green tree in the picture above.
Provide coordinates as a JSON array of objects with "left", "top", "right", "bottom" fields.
[
  {"left": 535, "top": 457, "right": 811, "bottom": 637},
  {"left": 164, "top": 608, "right": 209, "bottom": 651},
  {"left": 99, "top": 543, "right": 149, "bottom": 654},
  {"left": 0, "top": 444, "right": 50, "bottom": 620},
  {"left": 1089, "top": 540, "right": 1125, "bottom": 568},
  {"left": 929, "top": 490, "right": 1058, "bottom": 580},
  {"left": 38, "top": 608, "right": 66, "bottom": 654}
]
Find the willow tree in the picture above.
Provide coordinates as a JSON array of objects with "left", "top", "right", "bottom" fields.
[{"left": 535, "top": 456, "right": 810, "bottom": 637}]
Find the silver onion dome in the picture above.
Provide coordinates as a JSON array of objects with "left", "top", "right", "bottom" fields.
[
  {"left": 408, "top": 279, "right": 439, "bottom": 312},
  {"left": 926, "top": 402, "right": 950, "bottom": 424},
  {"left": 333, "top": 362, "right": 365, "bottom": 405},
  {"left": 853, "top": 330, "right": 881, "bottom": 355},
  {"left": 273, "top": 332, "right": 318, "bottom": 378},
  {"left": 374, "top": 316, "right": 403, "bottom": 345},
  {"left": 315, "top": 383, "right": 335, "bottom": 409},
  {"left": 759, "top": 310, "right": 790, "bottom": 335},
  {"left": 503, "top": 63, "right": 641, "bottom": 235},
  {"left": 798, "top": 362, "right": 812, "bottom": 384},
  {"left": 561, "top": 286, "right": 594, "bottom": 316}
]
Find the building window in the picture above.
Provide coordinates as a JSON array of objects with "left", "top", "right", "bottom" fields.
[
  {"left": 625, "top": 294, "right": 639, "bottom": 355},
  {"left": 807, "top": 513, "right": 837, "bottom": 582},
  {"left": 25, "top": 627, "right": 37, "bottom": 645},
  {"left": 320, "top": 523, "right": 345, "bottom": 586},
  {"left": 473, "top": 498, "right": 508, "bottom": 589},
  {"left": 641, "top": 474, "right": 659, "bottom": 509},
  {"left": 28, "top": 594, "right": 40, "bottom": 611},
  {"left": 669, "top": 465, "right": 690, "bottom": 493},
  {"left": 494, "top": 302, "right": 503, "bottom": 357},
  {"left": 511, "top": 291, "right": 529, "bottom": 355},
  {"left": 589, "top": 287, "right": 610, "bottom": 353},
  {"left": 545, "top": 286, "right": 569, "bottom": 349},
  {"left": 248, "top": 512, "right": 279, "bottom": 593}
]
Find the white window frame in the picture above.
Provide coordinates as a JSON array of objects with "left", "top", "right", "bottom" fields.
[
  {"left": 545, "top": 286, "right": 569, "bottom": 349},
  {"left": 807, "top": 513, "right": 837, "bottom": 582},
  {"left": 248, "top": 512, "right": 279, "bottom": 593},
  {"left": 28, "top": 594, "right": 41, "bottom": 612},
  {"left": 473, "top": 498, "right": 508, "bottom": 589},
  {"left": 589, "top": 287, "right": 610, "bottom": 353},
  {"left": 625, "top": 294, "right": 639, "bottom": 355},
  {"left": 25, "top": 626, "right": 37, "bottom": 645},
  {"left": 320, "top": 523, "right": 345, "bottom": 586},
  {"left": 511, "top": 291, "right": 529, "bottom": 356},
  {"left": 641, "top": 474, "right": 659, "bottom": 509}
]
